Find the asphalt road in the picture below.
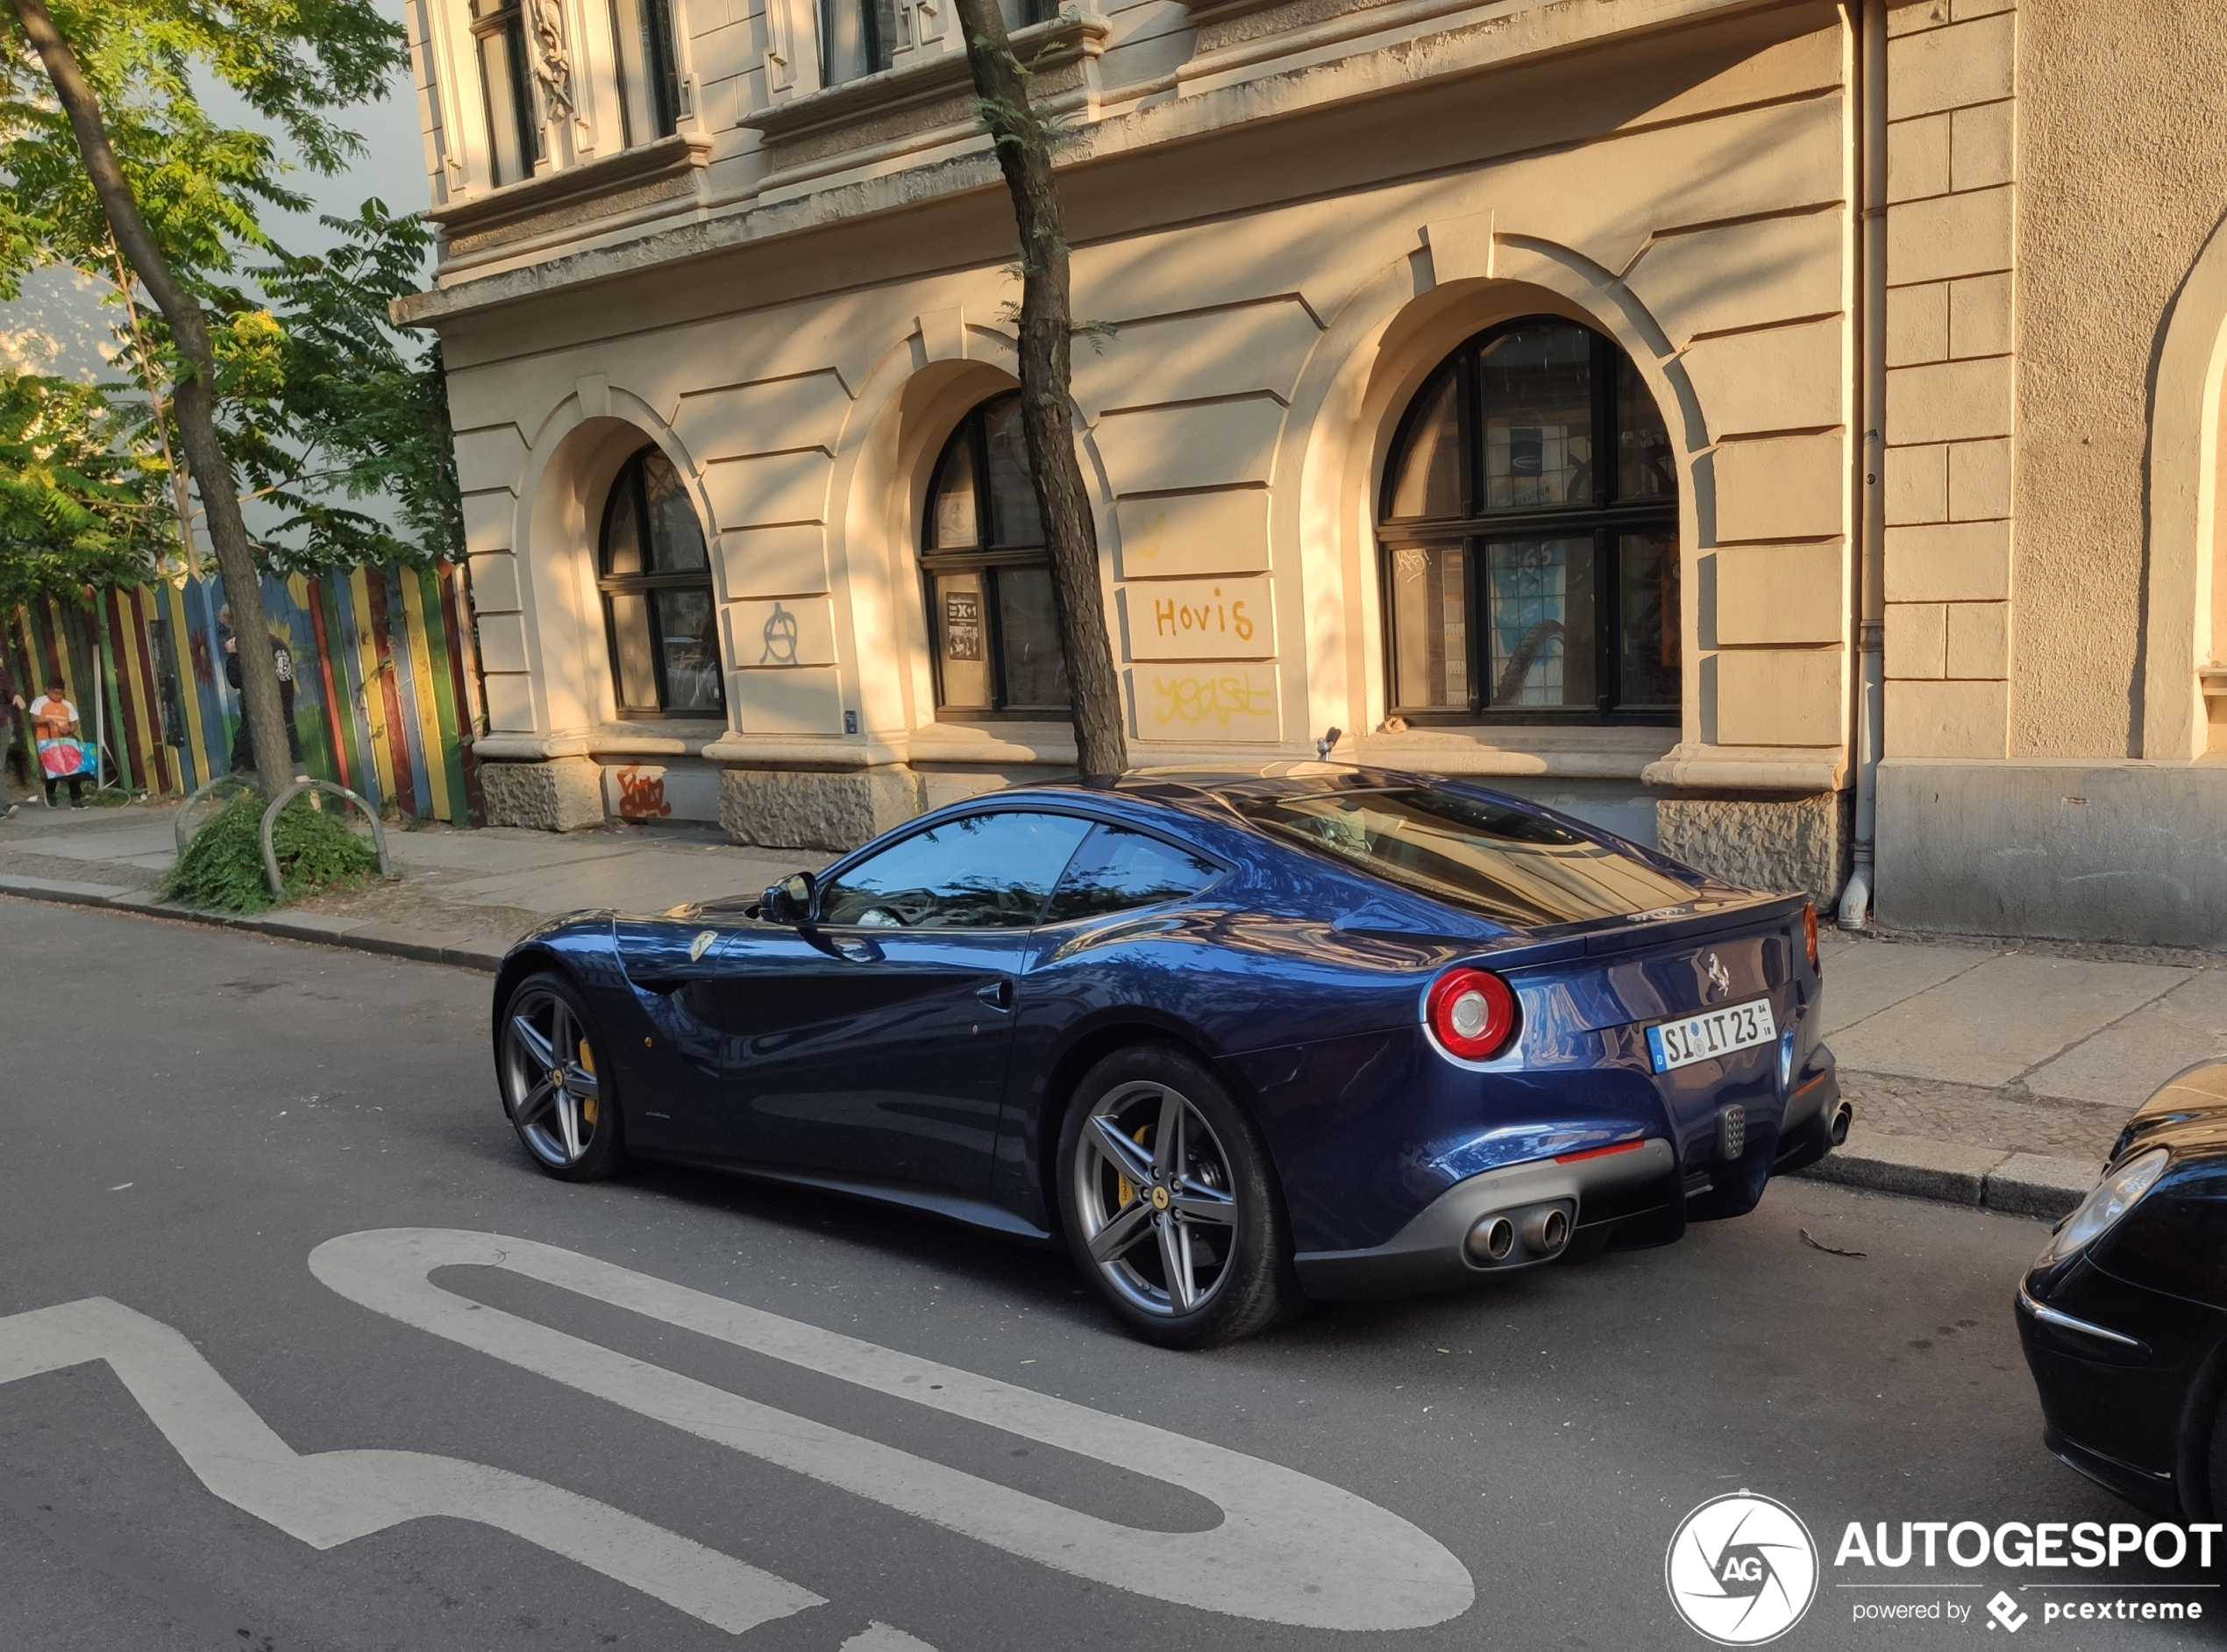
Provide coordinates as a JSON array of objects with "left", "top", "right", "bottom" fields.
[{"left": 0, "top": 898, "right": 2208, "bottom": 1651}]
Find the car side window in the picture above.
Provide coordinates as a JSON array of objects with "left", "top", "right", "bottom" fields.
[
  {"left": 817, "top": 811, "right": 1094, "bottom": 929},
  {"left": 1042, "top": 824, "right": 1221, "bottom": 923}
]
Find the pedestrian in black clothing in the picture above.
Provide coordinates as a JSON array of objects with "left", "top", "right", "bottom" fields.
[{"left": 219, "top": 604, "right": 307, "bottom": 779}]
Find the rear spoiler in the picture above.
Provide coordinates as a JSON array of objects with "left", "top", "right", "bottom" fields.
[{"left": 1574, "top": 894, "right": 1809, "bottom": 959}]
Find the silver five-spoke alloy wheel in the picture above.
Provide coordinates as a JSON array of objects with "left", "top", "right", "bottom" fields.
[
  {"left": 1071, "top": 1079, "right": 1240, "bottom": 1316},
  {"left": 501, "top": 983, "right": 603, "bottom": 1170}
]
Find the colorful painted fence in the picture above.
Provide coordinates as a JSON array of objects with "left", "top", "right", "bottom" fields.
[{"left": 6, "top": 563, "right": 484, "bottom": 823}]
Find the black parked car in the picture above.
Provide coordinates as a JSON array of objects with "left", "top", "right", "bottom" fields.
[{"left": 2017, "top": 1060, "right": 2227, "bottom": 1515}]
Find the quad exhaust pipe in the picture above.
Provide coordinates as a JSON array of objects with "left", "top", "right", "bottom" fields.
[
  {"left": 1465, "top": 1200, "right": 1573, "bottom": 1269},
  {"left": 1520, "top": 1207, "right": 1569, "bottom": 1253}
]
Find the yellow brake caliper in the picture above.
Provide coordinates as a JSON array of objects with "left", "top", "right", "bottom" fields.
[
  {"left": 578, "top": 1040, "right": 598, "bottom": 1126},
  {"left": 1114, "top": 1122, "right": 1150, "bottom": 1208}
]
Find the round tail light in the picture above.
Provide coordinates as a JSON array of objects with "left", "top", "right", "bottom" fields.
[
  {"left": 1803, "top": 901, "right": 1820, "bottom": 974},
  {"left": 1427, "top": 966, "right": 1519, "bottom": 1061}
]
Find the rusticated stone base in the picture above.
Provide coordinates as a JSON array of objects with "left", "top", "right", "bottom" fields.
[
  {"left": 478, "top": 758, "right": 605, "bottom": 832},
  {"left": 719, "top": 766, "right": 928, "bottom": 851},
  {"left": 1655, "top": 790, "right": 1853, "bottom": 908}
]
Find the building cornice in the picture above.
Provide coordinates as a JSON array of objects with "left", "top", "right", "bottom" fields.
[{"left": 391, "top": 0, "right": 1784, "bottom": 331}]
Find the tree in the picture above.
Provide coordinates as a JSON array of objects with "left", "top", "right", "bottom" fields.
[
  {"left": 953, "top": 0, "right": 1127, "bottom": 778},
  {"left": 3, "top": 0, "right": 405, "bottom": 791},
  {"left": 200, "top": 200, "right": 464, "bottom": 572},
  {"left": 0, "top": 368, "right": 166, "bottom": 606}
]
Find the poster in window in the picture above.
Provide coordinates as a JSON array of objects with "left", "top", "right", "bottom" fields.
[{"left": 944, "top": 591, "right": 983, "bottom": 660}]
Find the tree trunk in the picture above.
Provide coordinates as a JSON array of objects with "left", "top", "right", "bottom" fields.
[
  {"left": 952, "top": 0, "right": 1128, "bottom": 777},
  {"left": 13, "top": 0, "right": 295, "bottom": 795}
]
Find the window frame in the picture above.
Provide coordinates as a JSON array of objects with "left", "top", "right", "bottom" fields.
[
  {"left": 919, "top": 394, "right": 1067, "bottom": 722},
  {"left": 608, "top": 0, "right": 685, "bottom": 146},
  {"left": 596, "top": 445, "right": 725, "bottom": 721},
  {"left": 1376, "top": 317, "right": 1680, "bottom": 727},
  {"left": 470, "top": 0, "right": 544, "bottom": 186}
]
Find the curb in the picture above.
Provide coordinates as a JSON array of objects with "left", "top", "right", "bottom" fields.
[
  {"left": 0, "top": 873, "right": 505, "bottom": 974},
  {"left": 1796, "top": 1129, "right": 2097, "bottom": 1221}
]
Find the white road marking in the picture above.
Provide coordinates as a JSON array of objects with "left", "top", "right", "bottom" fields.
[
  {"left": 310, "top": 1228, "right": 1477, "bottom": 1632},
  {"left": 841, "top": 1626, "right": 940, "bottom": 1652},
  {"left": 0, "top": 1296, "right": 825, "bottom": 1636}
]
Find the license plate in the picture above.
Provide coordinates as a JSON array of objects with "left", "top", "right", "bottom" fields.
[{"left": 1646, "top": 998, "right": 1777, "bottom": 1073}]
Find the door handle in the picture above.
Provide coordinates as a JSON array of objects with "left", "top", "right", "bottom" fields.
[{"left": 975, "top": 978, "right": 1014, "bottom": 1011}]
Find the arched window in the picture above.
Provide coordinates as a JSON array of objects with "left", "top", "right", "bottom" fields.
[
  {"left": 598, "top": 446, "right": 724, "bottom": 718},
  {"left": 921, "top": 394, "right": 1069, "bottom": 716},
  {"left": 1378, "top": 317, "right": 1679, "bottom": 722}
]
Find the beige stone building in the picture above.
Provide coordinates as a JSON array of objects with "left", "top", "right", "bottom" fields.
[{"left": 396, "top": 0, "right": 2227, "bottom": 947}]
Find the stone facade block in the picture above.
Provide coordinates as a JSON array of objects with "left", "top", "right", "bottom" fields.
[
  {"left": 1887, "top": 11, "right": 2015, "bottom": 120},
  {"left": 1887, "top": 187, "right": 2014, "bottom": 285},
  {"left": 1950, "top": 99, "right": 2016, "bottom": 190},
  {"left": 481, "top": 674, "right": 535, "bottom": 731},
  {"left": 1885, "top": 679, "right": 2010, "bottom": 758},
  {"left": 461, "top": 491, "right": 516, "bottom": 559},
  {"left": 1886, "top": 444, "right": 1947, "bottom": 526},
  {"left": 475, "top": 611, "right": 529, "bottom": 674},
  {"left": 1887, "top": 281, "right": 1948, "bottom": 367},
  {"left": 1712, "top": 434, "right": 1845, "bottom": 543},
  {"left": 719, "top": 765, "right": 927, "bottom": 851},
  {"left": 1886, "top": 602, "right": 1947, "bottom": 679},
  {"left": 1949, "top": 272, "right": 2014, "bottom": 358},
  {"left": 1715, "top": 648, "right": 1844, "bottom": 745},
  {"left": 1714, "top": 544, "right": 1844, "bottom": 645},
  {"left": 1884, "top": 519, "right": 2011, "bottom": 602},
  {"left": 1887, "top": 112, "right": 1949, "bottom": 203},
  {"left": 1655, "top": 790, "right": 1853, "bottom": 908},
  {"left": 720, "top": 524, "right": 829, "bottom": 598},
  {"left": 467, "top": 552, "right": 520, "bottom": 612},
  {"left": 1115, "top": 489, "right": 1271, "bottom": 578},
  {"left": 1947, "top": 438, "right": 2013, "bottom": 520},
  {"left": 1886, "top": 355, "right": 2014, "bottom": 444},
  {"left": 480, "top": 758, "right": 605, "bottom": 831},
  {"left": 1681, "top": 317, "right": 1843, "bottom": 438}
]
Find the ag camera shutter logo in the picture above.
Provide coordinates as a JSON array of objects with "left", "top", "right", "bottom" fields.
[{"left": 1666, "top": 1492, "right": 1819, "bottom": 1645}]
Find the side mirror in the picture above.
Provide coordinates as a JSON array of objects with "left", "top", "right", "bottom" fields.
[{"left": 761, "top": 870, "right": 817, "bottom": 924}]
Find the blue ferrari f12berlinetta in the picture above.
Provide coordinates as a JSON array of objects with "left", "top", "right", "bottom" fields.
[{"left": 492, "top": 765, "right": 1846, "bottom": 1346}]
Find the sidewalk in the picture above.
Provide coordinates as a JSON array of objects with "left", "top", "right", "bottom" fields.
[{"left": 5, "top": 796, "right": 2221, "bottom": 1221}]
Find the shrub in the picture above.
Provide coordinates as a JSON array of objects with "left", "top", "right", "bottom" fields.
[{"left": 160, "top": 791, "right": 382, "bottom": 913}]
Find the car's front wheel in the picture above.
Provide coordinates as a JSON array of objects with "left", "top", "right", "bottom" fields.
[
  {"left": 1056, "top": 1046, "right": 1302, "bottom": 1349},
  {"left": 498, "top": 971, "right": 624, "bottom": 1180}
]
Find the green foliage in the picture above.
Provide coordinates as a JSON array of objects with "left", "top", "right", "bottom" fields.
[
  {"left": 133, "top": 201, "right": 465, "bottom": 572},
  {"left": 0, "top": 0, "right": 459, "bottom": 580},
  {"left": 159, "top": 787, "right": 381, "bottom": 912},
  {"left": 0, "top": 0, "right": 404, "bottom": 300},
  {"left": 0, "top": 368, "right": 167, "bottom": 604}
]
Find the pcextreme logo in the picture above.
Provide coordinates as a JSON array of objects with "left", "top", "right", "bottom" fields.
[{"left": 1666, "top": 1492, "right": 1822, "bottom": 1646}]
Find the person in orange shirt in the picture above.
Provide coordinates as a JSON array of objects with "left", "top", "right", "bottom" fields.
[{"left": 27, "top": 677, "right": 89, "bottom": 808}]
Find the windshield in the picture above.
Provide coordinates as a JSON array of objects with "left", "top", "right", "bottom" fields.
[{"left": 1227, "top": 785, "right": 1699, "bottom": 929}]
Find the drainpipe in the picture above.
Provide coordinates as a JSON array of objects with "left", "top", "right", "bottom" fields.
[{"left": 1839, "top": 0, "right": 1888, "bottom": 930}]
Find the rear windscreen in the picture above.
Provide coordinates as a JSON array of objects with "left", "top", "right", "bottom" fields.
[{"left": 1227, "top": 786, "right": 1700, "bottom": 928}]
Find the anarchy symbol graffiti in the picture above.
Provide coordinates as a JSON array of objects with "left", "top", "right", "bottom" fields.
[{"left": 760, "top": 602, "right": 800, "bottom": 666}]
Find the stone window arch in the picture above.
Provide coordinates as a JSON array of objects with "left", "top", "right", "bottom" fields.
[
  {"left": 597, "top": 445, "right": 724, "bottom": 717},
  {"left": 1377, "top": 315, "right": 1678, "bottom": 723},
  {"left": 919, "top": 392, "right": 1068, "bottom": 716}
]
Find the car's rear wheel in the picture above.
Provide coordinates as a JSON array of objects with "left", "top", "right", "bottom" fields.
[
  {"left": 1056, "top": 1046, "right": 1301, "bottom": 1349},
  {"left": 498, "top": 971, "right": 624, "bottom": 1181}
]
